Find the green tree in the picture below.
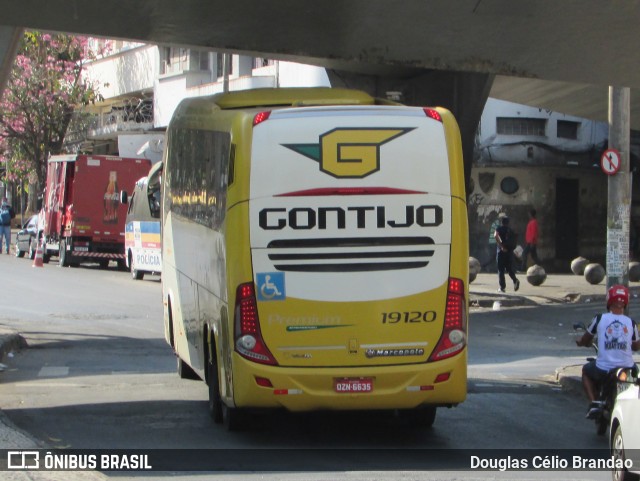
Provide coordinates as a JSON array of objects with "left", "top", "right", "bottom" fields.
[{"left": 0, "top": 31, "right": 102, "bottom": 213}]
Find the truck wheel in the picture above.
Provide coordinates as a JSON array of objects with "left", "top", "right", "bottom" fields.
[
  {"left": 28, "top": 239, "right": 36, "bottom": 260},
  {"left": 59, "top": 240, "right": 68, "bottom": 267}
]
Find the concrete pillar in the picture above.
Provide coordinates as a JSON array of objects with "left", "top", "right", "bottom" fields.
[
  {"left": 0, "top": 26, "right": 22, "bottom": 102},
  {"left": 326, "top": 69, "right": 494, "bottom": 195}
]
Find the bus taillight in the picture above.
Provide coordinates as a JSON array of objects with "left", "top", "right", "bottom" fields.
[
  {"left": 423, "top": 108, "right": 443, "bottom": 122},
  {"left": 234, "top": 282, "right": 278, "bottom": 365},
  {"left": 428, "top": 278, "right": 467, "bottom": 362},
  {"left": 253, "top": 111, "right": 271, "bottom": 126}
]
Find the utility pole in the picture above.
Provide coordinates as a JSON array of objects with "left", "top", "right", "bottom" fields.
[{"left": 605, "top": 86, "right": 631, "bottom": 292}]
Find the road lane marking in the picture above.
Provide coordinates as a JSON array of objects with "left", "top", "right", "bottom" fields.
[{"left": 37, "top": 366, "right": 69, "bottom": 377}]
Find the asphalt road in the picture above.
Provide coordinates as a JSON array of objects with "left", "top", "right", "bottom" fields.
[{"left": 0, "top": 255, "right": 626, "bottom": 480}]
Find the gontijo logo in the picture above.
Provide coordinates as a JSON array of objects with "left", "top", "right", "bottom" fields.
[{"left": 283, "top": 128, "right": 414, "bottom": 178}]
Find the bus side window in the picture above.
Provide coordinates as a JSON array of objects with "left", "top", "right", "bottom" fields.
[{"left": 228, "top": 144, "right": 236, "bottom": 185}]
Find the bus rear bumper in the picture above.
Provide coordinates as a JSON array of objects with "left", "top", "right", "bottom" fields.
[{"left": 231, "top": 353, "right": 467, "bottom": 412}]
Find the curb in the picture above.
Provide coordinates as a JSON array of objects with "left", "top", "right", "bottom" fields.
[
  {"left": 555, "top": 364, "right": 584, "bottom": 397},
  {"left": 470, "top": 293, "right": 537, "bottom": 308},
  {"left": 469, "top": 291, "right": 610, "bottom": 309}
]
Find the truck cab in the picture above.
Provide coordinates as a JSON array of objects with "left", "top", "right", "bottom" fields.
[{"left": 40, "top": 154, "right": 152, "bottom": 267}]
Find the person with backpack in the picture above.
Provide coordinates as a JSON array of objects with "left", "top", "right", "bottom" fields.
[
  {"left": 0, "top": 197, "right": 15, "bottom": 255},
  {"left": 494, "top": 215, "right": 520, "bottom": 293}
]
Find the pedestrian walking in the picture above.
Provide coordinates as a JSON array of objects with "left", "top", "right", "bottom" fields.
[
  {"left": 520, "top": 208, "right": 541, "bottom": 271},
  {"left": 494, "top": 215, "right": 520, "bottom": 293},
  {"left": 483, "top": 213, "right": 506, "bottom": 272},
  {"left": 0, "top": 197, "right": 15, "bottom": 254}
]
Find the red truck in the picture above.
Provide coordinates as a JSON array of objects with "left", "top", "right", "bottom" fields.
[{"left": 39, "top": 154, "right": 152, "bottom": 267}]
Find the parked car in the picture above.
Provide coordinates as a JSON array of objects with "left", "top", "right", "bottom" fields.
[
  {"left": 15, "top": 214, "right": 38, "bottom": 259},
  {"left": 610, "top": 371, "right": 640, "bottom": 481}
]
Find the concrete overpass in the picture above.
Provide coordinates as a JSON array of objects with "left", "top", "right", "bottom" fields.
[{"left": 1, "top": 0, "right": 640, "bottom": 183}]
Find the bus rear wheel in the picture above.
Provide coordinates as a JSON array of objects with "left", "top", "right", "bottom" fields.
[
  {"left": 396, "top": 406, "right": 437, "bottom": 428},
  {"left": 222, "top": 403, "right": 246, "bottom": 431},
  {"left": 207, "top": 357, "right": 223, "bottom": 424},
  {"left": 207, "top": 353, "right": 246, "bottom": 430}
]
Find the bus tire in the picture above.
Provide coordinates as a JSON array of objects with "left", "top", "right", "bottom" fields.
[
  {"left": 397, "top": 406, "right": 437, "bottom": 428},
  {"left": 207, "top": 354, "right": 223, "bottom": 424},
  {"left": 222, "top": 404, "right": 245, "bottom": 432}
]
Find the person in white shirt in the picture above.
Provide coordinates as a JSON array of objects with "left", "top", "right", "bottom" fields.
[{"left": 576, "top": 284, "right": 640, "bottom": 418}]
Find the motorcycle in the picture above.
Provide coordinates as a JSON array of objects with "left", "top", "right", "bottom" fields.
[{"left": 573, "top": 322, "right": 638, "bottom": 436}]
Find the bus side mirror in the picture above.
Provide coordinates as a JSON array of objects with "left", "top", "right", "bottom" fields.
[{"left": 120, "top": 191, "right": 128, "bottom": 204}]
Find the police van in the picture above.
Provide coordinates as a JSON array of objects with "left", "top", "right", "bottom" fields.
[{"left": 122, "top": 161, "right": 162, "bottom": 280}]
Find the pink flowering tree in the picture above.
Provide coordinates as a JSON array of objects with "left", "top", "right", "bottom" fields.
[{"left": 0, "top": 31, "right": 103, "bottom": 213}]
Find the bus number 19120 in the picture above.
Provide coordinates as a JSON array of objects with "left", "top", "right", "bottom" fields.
[{"left": 381, "top": 311, "right": 437, "bottom": 324}]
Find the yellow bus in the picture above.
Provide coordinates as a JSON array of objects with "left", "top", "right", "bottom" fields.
[{"left": 161, "top": 87, "right": 468, "bottom": 429}]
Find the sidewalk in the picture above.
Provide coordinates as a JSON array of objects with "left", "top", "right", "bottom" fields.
[
  {"left": 0, "top": 273, "right": 623, "bottom": 457},
  {"left": 469, "top": 272, "right": 619, "bottom": 309}
]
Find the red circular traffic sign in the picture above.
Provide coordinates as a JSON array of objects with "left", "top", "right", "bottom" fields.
[{"left": 601, "top": 149, "right": 621, "bottom": 175}]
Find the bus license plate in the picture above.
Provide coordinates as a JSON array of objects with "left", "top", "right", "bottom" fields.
[{"left": 334, "top": 378, "right": 373, "bottom": 393}]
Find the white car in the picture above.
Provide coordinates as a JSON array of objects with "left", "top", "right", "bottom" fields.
[{"left": 611, "top": 373, "right": 640, "bottom": 481}]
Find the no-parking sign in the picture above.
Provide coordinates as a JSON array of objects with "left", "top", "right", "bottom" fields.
[{"left": 601, "top": 149, "right": 621, "bottom": 175}]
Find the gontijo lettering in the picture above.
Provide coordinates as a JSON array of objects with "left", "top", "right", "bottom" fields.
[{"left": 259, "top": 205, "right": 443, "bottom": 230}]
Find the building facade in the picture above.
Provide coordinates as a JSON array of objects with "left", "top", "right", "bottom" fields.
[{"left": 82, "top": 43, "right": 637, "bottom": 273}]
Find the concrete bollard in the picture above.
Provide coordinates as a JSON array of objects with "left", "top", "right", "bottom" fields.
[
  {"left": 584, "top": 263, "right": 605, "bottom": 285},
  {"left": 469, "top": 257, "right": 481, "bottom": 283},
  {"left": 629, "top": 261, "right": 640, "bottom": 282},
  {"left": 571, "top": 257, "right": 590, "bottom": 276},
  {"left": 526, "top": 264, "right": 547, "bottom": 286}
]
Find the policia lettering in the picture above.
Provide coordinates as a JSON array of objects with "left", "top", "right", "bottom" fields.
[{"left": 259, "top": 205, "right": 443, "bottom": 230}]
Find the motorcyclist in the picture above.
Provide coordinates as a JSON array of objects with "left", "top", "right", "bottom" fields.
[{"left": 575, "top": 284, "right": 640, "bottom": 418}]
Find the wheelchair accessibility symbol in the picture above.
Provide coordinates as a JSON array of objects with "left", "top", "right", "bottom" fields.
[{"left": 256, "top": 272, "right": 286, "bottom": 301}]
